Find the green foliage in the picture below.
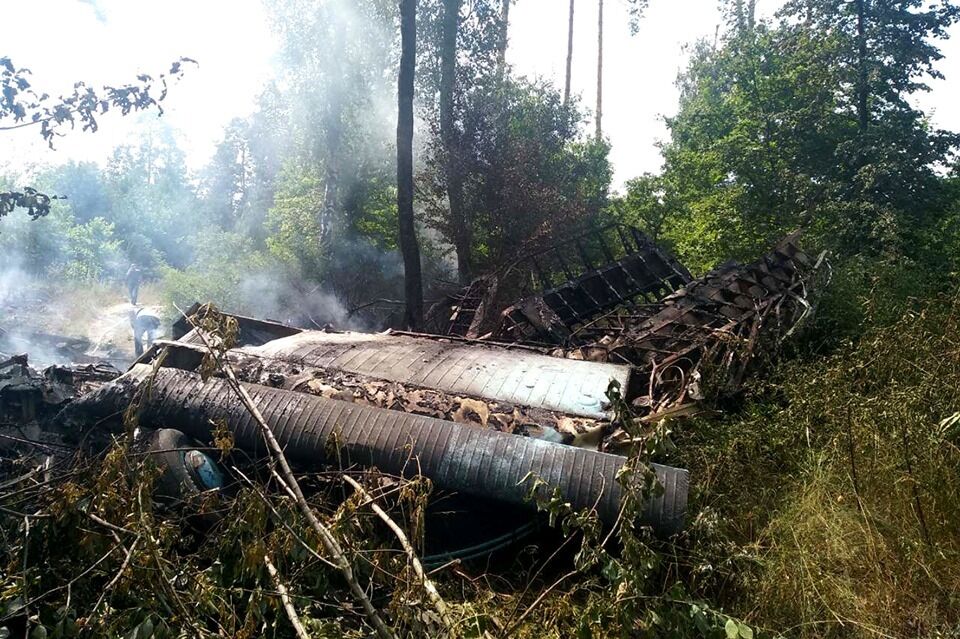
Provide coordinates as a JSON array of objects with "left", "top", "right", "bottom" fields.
[
  {"left": 610, "top": 174, "right": 668, "bottom": 242},
  {"left": 52, "top": 162, "right": 109, "bottom": 224},
  {"left": 0, "top": 188, "right": 62, "bottom": 224},
  {"left": 3, "top": 2, "right": 960, "bottom": 637},
  {"left": 421, "top": 76, "right": 613, "bottom": 271},
  {"left": 264, "top": 162, "right": 327, "bottom": 279},
  {"left": 613, "top": 3, "right": 959, "bottom": 272},
  {"left": 160, "top": 230, "right": 267, "bottom": 313},
  {"left": 0, "top": 124, "right": 205, "bottom": 284},
  {"left": 670, "top": 256, "right": 960, "bottom": 637},
  {"left": 62, "top": 217, "right": 122, "bottom": 282},
  {"left": 266, "top": 0, "right": 398, "bottom": 242},
  {"left": 343, "top": 175, "right": 399, "bottom": 252},
  {"left": 101, "top": 124, "right": 200, "bottom": 268},
  {"left": 0, "top": 198, "right": 71, "bottom": 274},
  {"left": 201, "top": 116, "right": 284, "bottom": 236},
  {"left": 0, "top": 432, "right": 452, "bottom": 638}
]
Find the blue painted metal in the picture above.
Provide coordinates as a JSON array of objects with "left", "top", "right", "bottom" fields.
[{"left": 183, "top": 449, "right": 225, "bottom": 490}]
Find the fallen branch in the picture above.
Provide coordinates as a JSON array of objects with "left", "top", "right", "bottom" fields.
[
  {"left": 342, "top": 474, "right": 454, "bottom": 632},
  {"left": 264, "top": 554, "right": 311, "bottom": 639},
  {"left": 232, "top": 465, "right": 338, "bottom": 570},
  {"left": 182, "top": 311, "right": 397, "bottom": 639},
  {"left": 92, "top": 533, "right": 141, "bottom": 615}
]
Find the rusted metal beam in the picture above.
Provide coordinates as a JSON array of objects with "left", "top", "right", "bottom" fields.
[
  {"left": 559, "top": 233, "right": 825, "bottom": 413},
  {"left": 435, "top": 224, "right": 690, "bottom": 341}
]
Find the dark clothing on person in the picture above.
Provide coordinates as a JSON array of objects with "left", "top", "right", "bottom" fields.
[
  {"left": 131, "top": 308, "right": 161, "bottom": 357},
  {"left": 125, "top": 265, "right": 142, "bottom": 305}
]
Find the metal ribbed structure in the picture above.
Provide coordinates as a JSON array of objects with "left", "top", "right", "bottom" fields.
[
  {"left": 117, "top": 365, "right": 687, "bottom": 535},
  {"left": 246, "top": 331, "right": 631, "bottom": 419}
]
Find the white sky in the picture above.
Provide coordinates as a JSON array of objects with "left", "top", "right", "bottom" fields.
[{"left": 3, "top": 0, "right": 959, "bottom": 189}]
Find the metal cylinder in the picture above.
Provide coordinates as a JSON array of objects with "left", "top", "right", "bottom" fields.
[{"left": 86, "top": 365, "right": 688, "bottom": 536}]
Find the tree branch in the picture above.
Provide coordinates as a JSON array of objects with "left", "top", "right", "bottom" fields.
[
  {"left": 342, "top": 474, "right": 454, "bottom": 632},
  {"left": 181, "top": 311, "right": 397, "bottom": 639},
  {"left": 264, "top": 554, "right": 311, "bottom": 639}
]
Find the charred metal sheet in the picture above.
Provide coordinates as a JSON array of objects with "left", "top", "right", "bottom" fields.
[
  {"left": 434, "top": 225, "right": 691, "bottom": 341},
  {"left": 72, "top": 365, "right": 688, "bottom": 535},
  {"left": 494, "top": 225, "right": 692, "bottom": 343},
  {"left": 245, "top": 331, "right": 631, "bottom": 419},
  {"left": 171, "top": 302, "right": 302, "bottom": 346}
]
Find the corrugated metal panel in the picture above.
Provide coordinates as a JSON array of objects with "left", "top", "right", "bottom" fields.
[
  {"left": 246, "top": 331, "right": 630, "bottom": 419},
  {"left": 105, "top": 365, "right": 687, "bottom": 535}
]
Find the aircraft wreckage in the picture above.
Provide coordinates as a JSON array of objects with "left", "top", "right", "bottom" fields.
[{"left": 2, "top": 227, "right": 824, "bottom": 546}]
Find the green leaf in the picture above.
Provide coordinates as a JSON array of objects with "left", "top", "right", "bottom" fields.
[
  {"left": 725, "top": 618, "right": 739, "bottom": 639},
  {"left": 693, "top": 608, "right": 710, "bottom": 635},
  {"left": 138, "top": 618, "right": 155, "bottom": 639},
  {"left": 738, "top": 622, "right": 754, "bottom": 639}
]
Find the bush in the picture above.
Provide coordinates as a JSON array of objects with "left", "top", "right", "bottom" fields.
[
  {"left": 675, "top": 258, "right": 960, "bottom": 637},
  {"left": 160, "top": 230, "right": 267, "bottom": 312},
  {"left": 62, "top": 217, "right": 123, "bottom": 282}
]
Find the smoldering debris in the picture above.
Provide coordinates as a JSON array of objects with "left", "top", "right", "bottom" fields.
[
  {"left": 0, "top": 328, "right": 96, "bottom": 367},
  {"left": 61, "top": 297, "right": 690, "bottom": 535},
  {"left": 437, "top": 229, "right": 825, "bottom": 419},
  {"left": 0, "top": 266, "right": 139, "bottom": 367},
  {"left": 0, "top": 354, "right": 121, "bottom": 420},
  {"left": 0, "top": 353, "right": 119, "bottom": 454},
  {"left": 0, "top": 229, "right": 823, "bottom": 552}
]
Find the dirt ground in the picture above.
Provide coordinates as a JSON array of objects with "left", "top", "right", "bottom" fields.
[{"left": 0, "top": 276, "right": 166, "bottom": 368}]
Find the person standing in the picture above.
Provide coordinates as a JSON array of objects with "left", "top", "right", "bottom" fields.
[
  {"left": 125, "top": 264, "right": 142, "bottom": 305},
  {"left": 129, "top": 307, "right": 162, "bottom": 357}
]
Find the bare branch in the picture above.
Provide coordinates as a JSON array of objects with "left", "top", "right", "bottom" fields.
[
  {"left": 264, "top": 554, "right": 312, "bottom": 639},
  {"left": 343, "top": 474, "right": 455, "bottom": 632}
]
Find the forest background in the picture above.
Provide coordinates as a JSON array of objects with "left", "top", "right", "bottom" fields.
[{"left": 3, "top": 0, "right": 960, "bottom": 636}]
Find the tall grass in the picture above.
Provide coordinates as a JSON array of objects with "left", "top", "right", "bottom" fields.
[{"left": 677, "top": 259, "right": 960, "bottom": 637}]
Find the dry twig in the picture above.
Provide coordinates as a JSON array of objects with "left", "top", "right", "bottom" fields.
[
  {"left": 342, "top": 474, "right": 455, "bottom": 632},
  {"left": 264, "top": 554, "right": 311, "bottom": 639},
  {"left": 182, "top": 311, "right": 397, "bottom": 639}
]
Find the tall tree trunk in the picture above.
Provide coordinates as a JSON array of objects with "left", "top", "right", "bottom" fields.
[
  {"left": 320, "top": 27, "right": 346, "bottom": 246},
  {"left": 398, "top": 0, "right": 423, "bottom": 330},
  {"left": 595, "top": 0, "right": 603, "bottom": 141},
  {"left": 855, "top": 0, "right": 869, "bottom": 132},
  {"left": 564, "top": 0, "right": 575, "bottom": 107},
  {"left": 498, "top": 0, "right": 511, "bottom": 72},
  {"left": 440, "top": 0, "right": 471, "bottom": 283}
]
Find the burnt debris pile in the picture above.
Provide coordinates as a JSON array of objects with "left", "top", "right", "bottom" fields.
[
  {"left": 3, "top": 229, "right": 822, "bottom": 554},
  {"left": 438, "top": 229, "right": 824, "bottom": 418},
  {"left": 0, "top": 353, "right": 120, "bottom": 476},
  {"left": 0, "top": 353, "right": 119, "bottom": 430},
  {"left": 70, "top": 313, "right": 688, "bottom": 535}
]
